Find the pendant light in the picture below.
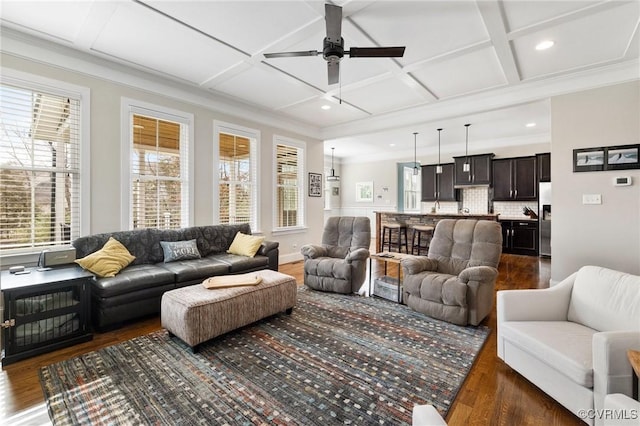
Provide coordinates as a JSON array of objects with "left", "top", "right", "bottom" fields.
[
  {"left": 413, "top": 132, "right": 419, "bottom": 175},
  {"left": 326, "top": 147, "right": 340, "bottom": 181},
  {"left": 436, "top": 128, "right": 443, "bottom": 174},
  {"left": 463, "top": 123, "right": 471, "bottom": 173}
]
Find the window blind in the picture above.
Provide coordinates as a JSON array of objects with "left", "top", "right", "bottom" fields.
[
  {"left": 275, "top": 143, "right": 303, "bottom": 228},
  {"left": 130, "top": 113, "right": 186, "bottom": 230},
  {"left": 219, "top": 132, "right": 257, "bottom": 229},
  {"left": 0, "top": 84, "right": 81, "bottom": 252}
]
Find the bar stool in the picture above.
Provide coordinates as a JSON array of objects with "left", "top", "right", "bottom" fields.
[
  {"left": 411, "top": 224, "right": 435, "bottom": 255},
  {"left": 381, "top": 223, "right": 408, "bottom": 253}
]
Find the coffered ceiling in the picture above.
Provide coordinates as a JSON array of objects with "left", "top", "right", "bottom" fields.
[{"left": 1, "top": 0, "right": 638, "bottom": 162}]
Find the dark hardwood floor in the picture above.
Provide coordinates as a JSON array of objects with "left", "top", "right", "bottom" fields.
[{"left": 0, "top": 254, "right": 583, "bottom": 425}]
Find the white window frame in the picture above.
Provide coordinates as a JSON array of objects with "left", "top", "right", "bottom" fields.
[
  {"left": 272, "top": 135, "right": 306, "bottom": 234},
  {"left": 0, "top": 68, "right": 90, "bottom": 256},
  {"left": 213, "top": 120, "right": 260, "bottom": 233},
  {"left": 121, "top": 98, "right": 194, "bottom": 230}
]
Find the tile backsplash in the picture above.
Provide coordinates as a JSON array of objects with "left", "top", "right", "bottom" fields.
[
  {"left": 420, "top": 187, "right": 539, "bottom": 217},
  {"left": 462, "top": 187, "right": 489, "bottom": 214},
  {"left": 493, "top": 201, "right": 538, "bottom": 219}
]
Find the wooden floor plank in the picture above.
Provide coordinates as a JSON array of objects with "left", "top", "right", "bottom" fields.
[{"left": 0, "top": 254, "right": 583, "bottom": 425}]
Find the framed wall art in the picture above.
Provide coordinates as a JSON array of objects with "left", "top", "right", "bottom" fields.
[
  {"left": 308, "top": 173, "right": 322, "bottom": 197},
  {"left": 355, "top": 181, "right": 373, "bottom": 202},
  {"left": 573, "top": 144, "right": 639, "bottom": 172}
]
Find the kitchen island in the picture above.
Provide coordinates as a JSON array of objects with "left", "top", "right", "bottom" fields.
[{"left": 374, "top": 211, "right": 499, "bottom": 253}]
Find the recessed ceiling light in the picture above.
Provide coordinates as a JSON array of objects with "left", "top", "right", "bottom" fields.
[
  {"left": 535, "top": 40, "right": 554, "bottom": 51},
  {"left": 321, "top": 105, "right": 331, "bottom": 110},
  {"left": 389, "top": 143, "right": 396, "bottom": 147},
  {"left": 526, "top": 122, "right": 537, "bottom": 128}
]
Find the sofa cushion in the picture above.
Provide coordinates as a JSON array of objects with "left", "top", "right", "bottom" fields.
[
  {"left": 211, "top": 253, "right": 269, "bottom": 273},
  {"left": 499, "top": 320, "right": 596, "bottom": 387},
  {"left": 568, "top": 266, "right": 640, "bottom": 332},
  {"left": 75, "top": 237, "right": 136, "bottom": 277},
  {"left": 160, "top": 239, "right": 201, "bottom": 262},
  {"left": 159, "top": 257, "right": 230, "bottom": 283},
  {"left": 197, "top": 224, "right": 252, "bottom": 256},
  {"left": 91, "top": 264, "right": 175, "bottom": 299},
  {"left": 403, "top": 272, "right": 466, "bottom": 307}
]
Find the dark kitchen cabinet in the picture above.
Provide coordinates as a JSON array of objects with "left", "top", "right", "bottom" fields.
[
  {"left": 537, "top": 153, "right": 551, "bottom": 182},
  {"left": 454, "top": 154, "right": 494, "bottom": 187},
  {"left": 492, "top": 156, "right": 537, "bottom": 201},
  {"left": 501, "top": 220, "right": 538, "bottom": 256},
  {"left": 421, "top": 163, "right": 458, "bottom": 202}
]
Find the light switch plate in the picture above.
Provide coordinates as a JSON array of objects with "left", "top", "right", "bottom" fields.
[{"left": 582, "top": 194, "right": 602, "bottom": 205}]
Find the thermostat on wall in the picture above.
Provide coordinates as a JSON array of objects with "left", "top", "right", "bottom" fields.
[{"left": 614, "top": 176, "right": 632, "bottom": 186}]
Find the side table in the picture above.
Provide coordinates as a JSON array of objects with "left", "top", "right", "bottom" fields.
[
  {"left": 628, "top": 349, "right": 640, "bottom": 401},
  {"left": 1, "top": 266, "right": 93, "bottom": 366},
  {"left": 369, "top": 252, "right": 413, "bottom": 303}
]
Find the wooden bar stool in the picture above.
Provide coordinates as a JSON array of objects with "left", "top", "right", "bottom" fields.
[
  {"left": 411, "top": 225, "right": 435, "bottom": 255},
  {"left": 381, "top": 223, "right": 408, "bottom": 253}
]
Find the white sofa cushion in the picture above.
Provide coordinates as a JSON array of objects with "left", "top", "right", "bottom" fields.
[
  {"left": 499, "top": 321, "right": 597, "bottom": 387},
  {"left": 568, "top": 266, "right": 640, "bottom": 332}
]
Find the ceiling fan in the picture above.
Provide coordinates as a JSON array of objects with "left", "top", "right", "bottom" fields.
[{"left": 263, "top": 3, "right": 406, "bottom": 85}]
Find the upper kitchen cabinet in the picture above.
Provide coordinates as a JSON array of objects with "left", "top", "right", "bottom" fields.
[
  {"left": 453, "top": 153, "right": 494, "bottom": 187},
  {"left": 421, "top": 163, "right": 458, "bottom": 202},
  {"left": 493, "top": 156, "right": 537, "bottom": 201},
  {"left": 537, "top": 153, "right": 551, "bottom": 182}
]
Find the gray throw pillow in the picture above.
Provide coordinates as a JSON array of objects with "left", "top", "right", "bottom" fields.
[{"left": 160, "top": 239, "right": 201, "bottom": 263}]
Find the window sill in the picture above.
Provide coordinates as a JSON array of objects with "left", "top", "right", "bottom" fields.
[{"left": 271, "top": 226, "right": 308, "bottom": 236}]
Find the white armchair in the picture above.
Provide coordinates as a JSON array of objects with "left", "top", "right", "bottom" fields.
[{"left": 497, "top": 266, "right": 640, "bottom": 425}]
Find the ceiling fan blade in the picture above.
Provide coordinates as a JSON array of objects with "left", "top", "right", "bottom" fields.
[
  {"left": 325, "top": 3, "right": 342, "bottom": 42},
  {"left": 263, "top": 50, "right": 319, "bottom": 58},
  {"left": 327, "top": 61, "right": 339, "bottom": 85},
  {"left": 348, "top": 46, "right": 406, "bottom": 58}
]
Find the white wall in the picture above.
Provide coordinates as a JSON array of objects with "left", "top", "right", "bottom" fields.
[
  {"left": 551, "top": 81, "right": 640, "bottom": 280},
  {"left": 1, "top": 53, "right": 325, "bottom": 265}
]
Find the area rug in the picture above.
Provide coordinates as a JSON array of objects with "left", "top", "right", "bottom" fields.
[{"left": 40, "top": 288, "right": 489, "bottom": 425}]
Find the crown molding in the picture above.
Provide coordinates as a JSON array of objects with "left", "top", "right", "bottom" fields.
[{"left": 0, "top": 27, "right": 322, "bottom": 140}]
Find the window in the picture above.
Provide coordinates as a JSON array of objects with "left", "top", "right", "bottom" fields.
[
  {"left": 400, "top": 163, "right": 421, "bottom": 212},
  {"left": 215, "top": 121, "right": 259, "bottom": 231},
  {"left": 122, "top": 99, "right": 193, "bottom": 230},
  {"left": 274, "top": 137, "right": 305, "bottom": 230},
  {"left": 0, "top": 72, "right": 89, "bottom": 254}
]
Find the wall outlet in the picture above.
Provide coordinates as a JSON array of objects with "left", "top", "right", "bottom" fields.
[
  {"left": 292, "top": 243, "right": 297, "bottom": 249},
  {"left": 582, "top": 194, "right": 602, "bottom": 205}
]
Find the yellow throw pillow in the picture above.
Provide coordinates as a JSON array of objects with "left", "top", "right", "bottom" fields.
[
  {"left": 75, "top": 237, "right": 136, "bottom": 277},
  {"left": 227, "top": 232, "right": 265, "bottom": 257}
]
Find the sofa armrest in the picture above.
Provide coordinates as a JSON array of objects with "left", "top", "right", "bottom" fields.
[
  {"left": 257, "top": 240, "right": 279, "bottom": 256},
  {"left": 458, "top": 266, "right": 497, "bottom": 284},
  {"left": 593, "top": 331, "right": 640, "bottom": 412},
  {"left": 346, "top": 248, "right": 369, "bottom": 262},
  {"left": 604, "top": 394, "right": 640, "bottom": 426},
  {"left": 401, "top": 256, "right": 438, "bottom": 275},
  {"left": 497, "top": 272, "right": 576, "bottom": 322},
  {"left": 300, "top": 244, "right": 327, "bottom": 259}
]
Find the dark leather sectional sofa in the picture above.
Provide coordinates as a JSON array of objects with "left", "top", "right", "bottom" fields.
[{"left": 72, "top": 224, "right": 279, "bottom": 330}]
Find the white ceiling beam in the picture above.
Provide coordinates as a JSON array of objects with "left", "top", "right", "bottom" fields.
[{"left": 476, "top": 0, "right": 520, "bottom": 84}]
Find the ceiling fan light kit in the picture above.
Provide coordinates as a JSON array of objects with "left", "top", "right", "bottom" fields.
[
  {"left": 413, "top": 132, "right": 419, "bottom": 175},
  {"left": 263, "top": 4, "right": 406, "bottom": 85}
]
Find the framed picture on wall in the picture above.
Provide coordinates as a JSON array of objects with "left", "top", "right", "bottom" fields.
[
  {"left": 573, "top": 148, "right": 605, "bottom": 172},
  {"left": 355, "top": 181, "right": 374, "bottom": 202},
  {"left": 308, "top": 173, "right": 322, "bottom": 197},
  {"left": 605, "top": 144, "right": 639, "bottom": 170}
]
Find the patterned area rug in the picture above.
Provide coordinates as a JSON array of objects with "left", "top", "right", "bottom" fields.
[{"left": 40, "top": 288, "right": 489, "bottom": 425}]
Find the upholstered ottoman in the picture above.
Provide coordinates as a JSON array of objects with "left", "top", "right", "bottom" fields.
[{"left": 161, "top": 270, "right": 297, "bottom": 351}]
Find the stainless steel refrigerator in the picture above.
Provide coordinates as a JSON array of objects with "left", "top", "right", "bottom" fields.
[{"left": 538, "top": 182, "right": 551, "bottom": 257}]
